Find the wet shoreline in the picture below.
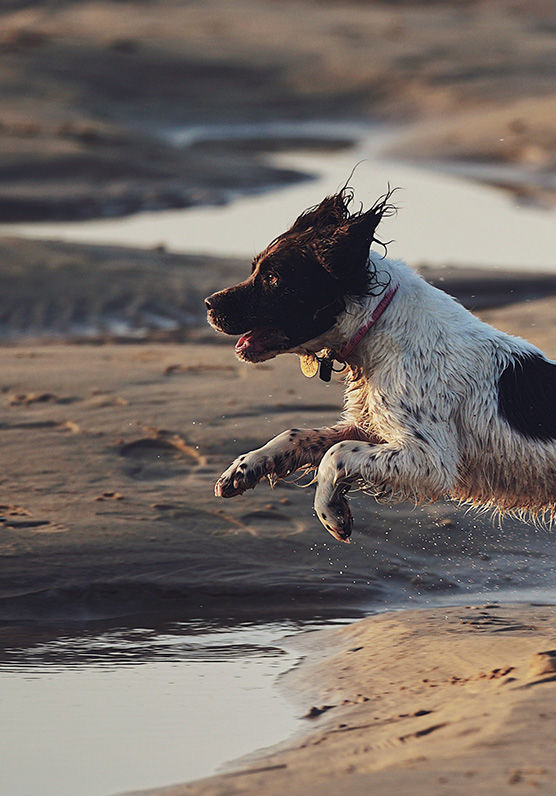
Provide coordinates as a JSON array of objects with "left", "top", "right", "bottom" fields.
[{"left": 1, "top": 337, "right": 555, "bottom": 628}]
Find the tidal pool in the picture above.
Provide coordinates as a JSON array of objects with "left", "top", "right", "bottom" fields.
[{"left": 0, "top": 619, "right": 345, "bottom": 796}]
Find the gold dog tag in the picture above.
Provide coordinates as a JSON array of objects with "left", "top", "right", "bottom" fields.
[{"left": 299, "top": 354, "right": 319, "bottom": 378}]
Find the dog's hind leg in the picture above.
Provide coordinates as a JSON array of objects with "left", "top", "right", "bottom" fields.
[
  {"left": 215, "top": 424, "right": 373, "bottom": 499},
  {"left": 314, "top": 433, "right": 459, "bottom": 542}
]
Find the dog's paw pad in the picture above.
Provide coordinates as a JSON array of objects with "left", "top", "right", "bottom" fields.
[
  {"left": 215, "top": 455, "right": 272, "bottom": 498},
  {"left": 215, "top": 477, "right": 243, "bottom": 498},
  {"left": 316, "top": 493, "right": 353, "bottom": 543}
]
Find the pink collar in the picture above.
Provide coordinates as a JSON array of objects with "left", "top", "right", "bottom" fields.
[{"left": 336, "top": 283, "right": 399, "bottom": 362}]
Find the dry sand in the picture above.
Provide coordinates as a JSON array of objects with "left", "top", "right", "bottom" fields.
[{"left": 128, "top": 603, "right": 556, "bottom": 796}]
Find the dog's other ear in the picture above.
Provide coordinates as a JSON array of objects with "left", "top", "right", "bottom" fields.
[
  {"left": 319, "top": 207, "right": 383, "bottom": 292},
  {"left": 288, "top": 191, "right": 350, "bottom": 234}
]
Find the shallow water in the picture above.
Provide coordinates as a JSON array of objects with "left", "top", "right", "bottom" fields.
[
  {"left": 2, "top": 122, "right": 556, "bottom": 272},
  {"left": 0, "top": 618, "right": 351, "bottom": 796}
]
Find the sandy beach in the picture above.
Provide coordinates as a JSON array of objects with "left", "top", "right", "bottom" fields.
[
  {"left": 1, "top": 264, "right": 555, "bottom": 794},
  {"left": 1, "top": 246, "right": 555, "bottom": 625}
]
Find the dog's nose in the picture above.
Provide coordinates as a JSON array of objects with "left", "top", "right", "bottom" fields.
[{"left": 204, "top": 296, "right": 214, "bottom": 311}]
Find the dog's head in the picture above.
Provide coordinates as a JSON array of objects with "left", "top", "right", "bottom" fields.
[{"left": 205, "top": 189, "right": 391, "bottom": 362}]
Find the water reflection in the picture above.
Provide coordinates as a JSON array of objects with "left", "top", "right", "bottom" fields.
[
  {"left": 1, "top": 623, "right": 283, "bottom": 671},
  {"left": 0, "top": 615, "right": 355, "bottom": 671}
]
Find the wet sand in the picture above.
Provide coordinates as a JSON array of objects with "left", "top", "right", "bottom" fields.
[
  {"left": 0, "top": 339, "right": 463, "bottom": 620},
  {"left": 130, "top": 603, "right": 556, "bottom": 796},
  {"left": 2, "top": 3, "right": 556, "bottom": 792},
  {"left": 1, "top": 236, "right": 556, "bottom": 343}
]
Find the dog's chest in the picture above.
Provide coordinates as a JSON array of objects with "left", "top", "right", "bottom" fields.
[{"left": 344, "top": 375, "right": 401, "bottom": 440}]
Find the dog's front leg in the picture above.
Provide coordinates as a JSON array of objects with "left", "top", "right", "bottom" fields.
[
  {"left": 215, "top": 424, "right": 373, "bottom": 499},
  {"left": 314, "top": 434, "right": 459, "bottom": 542}
]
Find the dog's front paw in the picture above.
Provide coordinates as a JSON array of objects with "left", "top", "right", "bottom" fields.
[
  {"left": 315, "top": 485, "right": 353, "bottom": 543},
  {"left": 215, "top": 453, "right": 273, "bottom": 498},
  {"left": 315, "top": 447, "right": 353, "bottom": 543}
]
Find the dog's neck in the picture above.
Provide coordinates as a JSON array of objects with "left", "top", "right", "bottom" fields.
[
  {"left": 299, "top": 255, "right": 405, "bottom": 364},
  {"left": 335, "top": 283, "right": 398, "bottom": 362}
]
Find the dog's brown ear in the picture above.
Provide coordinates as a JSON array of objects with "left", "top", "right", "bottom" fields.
[
  {"left": 319, "top": 207, "right": 383, "bottom": 291},
  {"left": 288, "top": 191, "right": 350, "bottom": 234}
]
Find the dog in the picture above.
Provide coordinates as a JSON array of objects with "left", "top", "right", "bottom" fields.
[{"left": 205, "top": 188, "right": 556, "bottom": 543}]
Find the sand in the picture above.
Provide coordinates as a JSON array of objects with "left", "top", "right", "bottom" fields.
[
  {"left": 126, "top": 602, "right": 556, "bottom": 796},
  {"left": 1, "top": 236, "right": 556, "bottom": 343},
  {"left": 60, "top": 279, "right": 552, "bottom": 796},
  {"left": 1, "top": 2, "right": 556, "bottom": 790}
]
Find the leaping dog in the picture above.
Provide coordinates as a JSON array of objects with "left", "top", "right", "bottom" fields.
[{"left": 205, "top": 189, "right": 556, "bottom": 542}]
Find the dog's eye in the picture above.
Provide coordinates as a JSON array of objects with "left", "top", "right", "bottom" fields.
[{"left": 265, "top": 272, "right": 280, "bottom": 288}]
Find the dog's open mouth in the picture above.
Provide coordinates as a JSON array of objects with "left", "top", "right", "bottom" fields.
[{"left": 234, "top": 327, "right": 289, "bottom": 362}]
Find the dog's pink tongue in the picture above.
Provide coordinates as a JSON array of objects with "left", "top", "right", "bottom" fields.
[
  {"left": 235, "top": 328, "right": 272, "bottom": 354},
  {"left": 235, "top": 331, "right": 255, "bottom": 353}
]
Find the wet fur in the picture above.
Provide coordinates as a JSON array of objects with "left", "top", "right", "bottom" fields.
[{"left": 206, "top": 190, "right": 556, "bottom": 542}]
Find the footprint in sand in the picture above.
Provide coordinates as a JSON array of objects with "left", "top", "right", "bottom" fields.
[
  {"left": 2, "top": 518, "right": 51, "bottom": 529},
  {"left": 0, "top": 505, "right": 65, "bottom": 533},
  {"left": 119, "top": 430, "right": 205, "bottom": 481},
  {"left": 151, "top": 502, "right": 236, "bottom": 531},
  {"left": 0, "top": 504, "right": 31, "bottom": 518},
  {"left": 95, "top": 491, "right": 124, "bottom": 501},
  {"left": 303, "top": 705, "right": 336, "bottom": 719},
  {"left": 238, "top": 507, "right": 306, "bottom": 536},
  {"left": 8, "top": 392, "right": 77, "bottom": 406}
]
